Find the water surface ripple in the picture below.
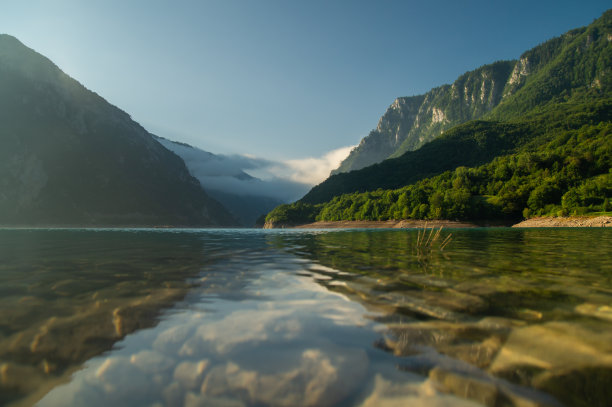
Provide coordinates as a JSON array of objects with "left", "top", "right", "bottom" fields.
[{"left": 0, "top": 228, "right": 610, "bottom": 406}]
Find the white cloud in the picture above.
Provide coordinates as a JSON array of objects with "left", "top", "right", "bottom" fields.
[{"left": 264, "top": 145, "right": 355, "bottom": 186}]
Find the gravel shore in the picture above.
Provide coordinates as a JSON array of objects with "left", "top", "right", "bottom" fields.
[
  {"left": 512, "top": 216, "right": 612, "bottom": 227},
  {"left": 287, "top": 220, "right": 480, "bottom": 229}
]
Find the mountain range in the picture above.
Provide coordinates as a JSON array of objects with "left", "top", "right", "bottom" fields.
[
  {"left": 265, "top": 9, "right": 612, "bottom": 226},
  {"left": 1, "top": 10, "right": 610, "bottom": 228},
  {"left": 334, "top": 12, "right": 611, "bottom": 174}
]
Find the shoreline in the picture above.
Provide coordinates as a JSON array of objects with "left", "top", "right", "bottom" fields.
[
  {"left": 268, "top": 219, "right": 490, "bottom": 229},
  {"left": 265, "top": 216, "right": 612, "bottom": 229},
  {"left": 512, "top": 216, "right": 612, "bottom": 228}
]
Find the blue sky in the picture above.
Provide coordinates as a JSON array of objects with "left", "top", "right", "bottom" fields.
[{"left": 1, "top": 1, "right": 610, "bottom": 163}]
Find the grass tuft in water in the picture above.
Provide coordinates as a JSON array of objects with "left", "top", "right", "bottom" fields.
[{"left": 415, "top": 224, "right": 453, "bottom": 257}]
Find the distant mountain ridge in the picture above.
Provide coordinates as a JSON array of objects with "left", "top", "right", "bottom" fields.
[
  {"left": 0, "top": 34, "right": 237, "bottom": 226},
  {"left": 334, "top": 10, "right": 611, "bottom": 174},
  {"left": 156, "top": 137, "right": 286, "bottom": 226}
]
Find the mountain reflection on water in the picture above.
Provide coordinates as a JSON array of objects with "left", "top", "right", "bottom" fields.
[{"left": 1, "top": 229, "right": 611, "bottom": 407}]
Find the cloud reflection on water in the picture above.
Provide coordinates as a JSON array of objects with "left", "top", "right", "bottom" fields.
[{"left": 37, "top": 250, "right": 475, "bottom": 407}]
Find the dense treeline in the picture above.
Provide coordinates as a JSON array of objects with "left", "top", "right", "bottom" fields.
[
  {"left": 266, "top": 100, "right": 611, "bottom": 225},
  {"left": 315, "top": 122, "right": 611, "bottom": 222}
]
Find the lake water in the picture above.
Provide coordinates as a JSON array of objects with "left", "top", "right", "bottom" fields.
[{"left": 1, "top": 228, "right": 611, "bottom": 407}]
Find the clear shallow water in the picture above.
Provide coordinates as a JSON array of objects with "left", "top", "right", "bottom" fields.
[{"left": 1, "top": 228, "right": 611, "bottom": 407}]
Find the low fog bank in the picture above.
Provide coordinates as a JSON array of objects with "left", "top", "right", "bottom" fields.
[
  {"left": 157, "top": 137, "right": 353, "bottom": 202},
  {"left": 156, "top": 137, "right": 354, "bottom": 225},
  {"left": 156, "top": 138, "right": 304, "bottom": 225}
]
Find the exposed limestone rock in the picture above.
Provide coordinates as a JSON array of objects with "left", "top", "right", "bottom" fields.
[
  {"left": 431, "top": 107, "right": 447, "bottom": 124},
  {"left": 508, "top": 57, "right": 530, "bottom": 86},
  {"left": 334, "top": 60, "right": 516, "bottom": 173}
]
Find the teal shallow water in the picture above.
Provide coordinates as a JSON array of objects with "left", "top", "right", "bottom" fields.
[{"left": 1, "top": 228, "right": 611, "bottom": 406}]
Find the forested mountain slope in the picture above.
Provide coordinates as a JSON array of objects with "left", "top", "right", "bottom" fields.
[
  {"left": 266, "top": 10, "right": 612, "bottom": 226},
  {"left": 267, "top": 99, "right": 611, "bottom": 225},
  {"left": 333, "top": 9, "right": 611, "bottom": 175}
]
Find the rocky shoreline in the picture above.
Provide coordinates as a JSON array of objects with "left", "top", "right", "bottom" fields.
[{"left": 512, "top": 215, "right": 612, "bottom": 228}]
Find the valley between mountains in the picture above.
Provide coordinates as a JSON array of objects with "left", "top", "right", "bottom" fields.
[{"left": 1, "top": 10, "right": 610, "bottom": 228}]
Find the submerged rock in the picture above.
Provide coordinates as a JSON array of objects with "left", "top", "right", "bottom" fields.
[
  {"left": 489, "top": 322, "right": 612, "bottom": 372},
  {"left": 440, "top": 336, "right": 503, "bottom": 369},
  {"left": 0, "top": 362, "right": 47, "bottom": 397},
  {"left": 386, "top": 321, "right": 496, "bottom": 361},
  {"left": 489, "top": 322, "right": 612, "bottom": 406},
  {"left": 429, "top": 367, "right": 561, "bottom": 407},
  {"left": 574, "top": 303, "right": 612, "bottom": 322},
  {"left": 534, "top": 366, "right": 612, "bottom": 407},
  {"left": 359, "top": 373, "right": 481, "bottom": 407}
]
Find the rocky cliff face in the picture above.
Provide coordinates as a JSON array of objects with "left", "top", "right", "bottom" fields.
[
  {"left": 332, "top": 95, "right": 425, "bottom": 174},
  {"left": 334, "top": 61, "right": 516, "bottom": 174},
  {"left": 333, "top": 10, "right": 612, "bottom": 175},
  {"left": 0, "top": 35, "right": 237, "bottom": 226}
]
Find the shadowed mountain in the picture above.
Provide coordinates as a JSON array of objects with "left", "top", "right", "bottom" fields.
[{"left": 0, "top": 34, "right": 236, "bottom": 227}]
